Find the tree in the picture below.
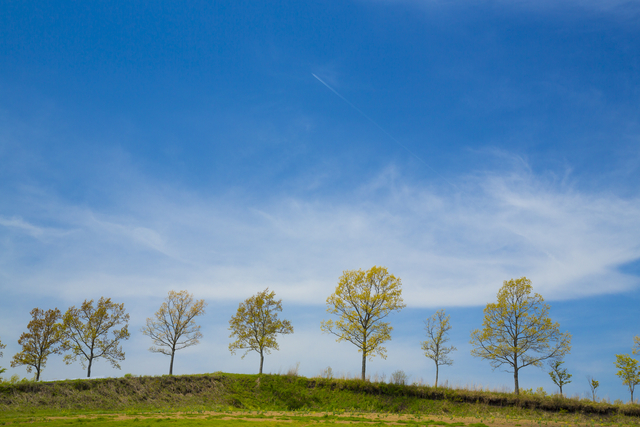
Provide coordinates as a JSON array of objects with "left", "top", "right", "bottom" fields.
[
  {"left": 10, "top": 308, "right": 63, "bottom": 381},
  {"left": 587, "top": 376, "right": 599, "bottom": 402},
  {"left": 615, "top": 354, "right": 640, "bottom": 403},
  {"left": 633, "top": 336, "right": 640, "bottom": 355},
  {"left": 0, "top": 336, "right": 6, "bottom": 375},
  {"left": 321, "top": 266, "right": 406, "bottom": 381},
  {"left": 228, "top": 288, "right": 294, "bottom": 374},
  {"left": 61, "top": 297, "right": 130, "bottom": 377},
  {"left": 469, "top": 277, "right": 571, "bottom": 395},
  {"left": 141, "top": 290, "right": 207, "bottom": 375},
  {"left": 548, "top": 359, "right": 572, "bottom": 396},
  {"left": 421, "top": 309, "right": 456, "bottom": 388}
]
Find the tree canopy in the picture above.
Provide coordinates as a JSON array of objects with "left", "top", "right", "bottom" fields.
[
  {"left": 615, "top": 354, "right": 640, "bottom": 402},
  {"left": 228, "top": 288, "right": 293, "bottom": 374},
  {"left": 470, "top": 277, "right": 571, "bottom": 395},
  {"left": 321, "top": 266, "right": 406, "bottom": 380},
  {"left": 62, "top": 297, "right": 130, "bottom": 378},
  {"left": 548, "top": 359, "right": 572, "bottom": 396},
  {"left": 141, "top": 290, "right": 207, "bottom": 375},
  {"left": 0, "top": 337, "right": 5, "bottom": 375},
  {"left": 11, "top": 308, "right": 63, "bottom": 381}
]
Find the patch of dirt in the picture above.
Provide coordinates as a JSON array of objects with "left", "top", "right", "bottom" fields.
[{"left": 42, "top": 411, "right": 577, "bottom": 427}]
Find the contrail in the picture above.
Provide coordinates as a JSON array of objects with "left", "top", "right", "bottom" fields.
[{"left": 312, "top": 73, "right": 457, "bottom": 189}]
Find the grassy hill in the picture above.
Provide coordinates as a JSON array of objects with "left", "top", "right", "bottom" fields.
[{"left": 1, "top": 373, "right": 639, "bottom": 423}]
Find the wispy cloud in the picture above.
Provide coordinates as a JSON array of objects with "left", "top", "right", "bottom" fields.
[
  {"left": 0, "top": 216, "right": 47, "bottom": 238},
  {"left": 0, "top": 215, "right": 76, "bottom": 240},
  {"left": 1, "top": 158, "right": 638, "bottom": 307},
  {"left": 364, "top": 0, "right": 640, "bottom": 20}
]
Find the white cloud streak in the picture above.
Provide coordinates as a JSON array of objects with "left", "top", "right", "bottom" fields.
[
  {"left": 363, "top": 0, "right": 640, "bottom": 23},
  {"left": 1, "top": 163, "right": 639, "bottom": 307}
]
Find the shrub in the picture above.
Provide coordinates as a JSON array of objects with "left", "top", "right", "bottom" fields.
[
  {"left": 286, "top": 362, "right": 300, "bottom": 377},
  {"left": 320, "top": 367, "right": 333, "bottom": 379},
  {"left": 390, "top": 370, "right": 408, "bottom": 385}
]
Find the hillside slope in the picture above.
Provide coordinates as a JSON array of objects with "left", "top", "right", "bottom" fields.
[{"left": 1, "top": 373, "right": 638, "bottom": 417}]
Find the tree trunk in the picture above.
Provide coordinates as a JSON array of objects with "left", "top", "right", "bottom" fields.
[
  {"left": 513, "top": 345, "right": 519, "bottom": 395},
  {"left": 361, "top": 332, "right": 367, "bottom": 381},
  {"left": 632, "top": 389, "right": 634, "bottom": 403},
  {"left": 435, "top": 363, "right": 439, "bottom": 388},
  {"left": 259, "top": 349, "right": 264, "bottom": 374},
  {"left": 36, "top": 366, "right": 41, "bottom": 382},
  {"left": 559, "top": 385, "right": 563, "bottom": 396},
  {"left": 169, "top": 348, "right": 175, "bottom": 375}
]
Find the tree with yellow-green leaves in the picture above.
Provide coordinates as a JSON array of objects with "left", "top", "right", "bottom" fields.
[
  {"left": 615, "top": 354, "right": 640, "bottom": 402},
  {"left": 62, "top": 297, "right": 130, "bottom": 378},
  {"left": 321, "top": 266, "right": 406, "bottom": 381},
  {"left": 548, "top": 359, "right": 571, "bottom": 396},
  {"left": 141, "top": 290, "right": 207, "bottom": 375},
  {"left": 228, "top": 288, "right": 293, "bottom": 374},
  {"left": 633, "top": 336, "right": 640, "bottom": 355},
  {"left": 0, "top": 336, "right": 6, "bottom": 375},
  {"left": 11, "top": 308, "right": 64, "bottom": 381},
  {"left": 470, "top": 277, "right": 571, "bottom": 395},
  {"left": 421, "top": 309, "right": 456, "bottom": 388}
]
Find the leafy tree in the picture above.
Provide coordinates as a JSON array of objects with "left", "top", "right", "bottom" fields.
[
  {"left": 321, "top": 266, "right": 406, "bottom": 381},
  {"left": 0, "top": 337, "right": 6, "bottom": 375},
  {"left": 62, "top": 297, "right": 130, "bottom": 377},
  {"left": 11, "top": 308, "right": 63, "bottom": 381},
  {"left": 548, "top": 359, "right": 572, "bottom": 396},
  {"left": 587, "top": 376, "right": 599, "bottom": 402},
  {"left": 469, "top": 277, "right": 571, "bottom": 395},
  {"left": 228, "top": 288, "right": 293, "bottom": 374},
  {"left": 421, "top": 309, "right": 456, "bottom": 388},
  {"left": 141, "top": 290, "right": 207, "bottom": 375},
  {"left": 633, "top": 336, "right": 640, "bottom": 355},
  {"left": 615, "top": 354, "right": 640, "bottom": 403}
]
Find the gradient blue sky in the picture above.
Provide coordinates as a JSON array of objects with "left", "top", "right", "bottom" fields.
[{"left": 1, "top": 0, "right": 640, "bottom": 402}]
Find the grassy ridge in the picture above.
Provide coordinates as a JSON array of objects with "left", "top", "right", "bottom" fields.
[{"left": 1, "top": 373, "right": 639, "bottom": 419}]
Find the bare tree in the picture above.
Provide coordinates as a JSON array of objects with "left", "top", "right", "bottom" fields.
[
  {"left": 421, "top": 309, "right": 456, "bottom": 388},
  {"left": 141, "top": 290, "right": 207, "bottom": 375}
]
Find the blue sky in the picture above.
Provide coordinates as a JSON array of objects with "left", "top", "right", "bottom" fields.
[{"left": 1, "top": 0, "right": 640, "bottom": 402}]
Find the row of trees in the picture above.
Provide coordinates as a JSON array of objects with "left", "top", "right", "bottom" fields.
[
  {"left": 316, "top": 270, "right": 572, "bottom": 395},
  {"left": 319, "top": 271, "right": 637, "bottom": 400},
  {"left": 0, "top": 289, "right": 289, "bottom": 379},
  {"left": 0, "top": 298, "right": 130, "bottom": 380},
  {"left": 1, "top": 269, "right": 639, "bottom": 401}
]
